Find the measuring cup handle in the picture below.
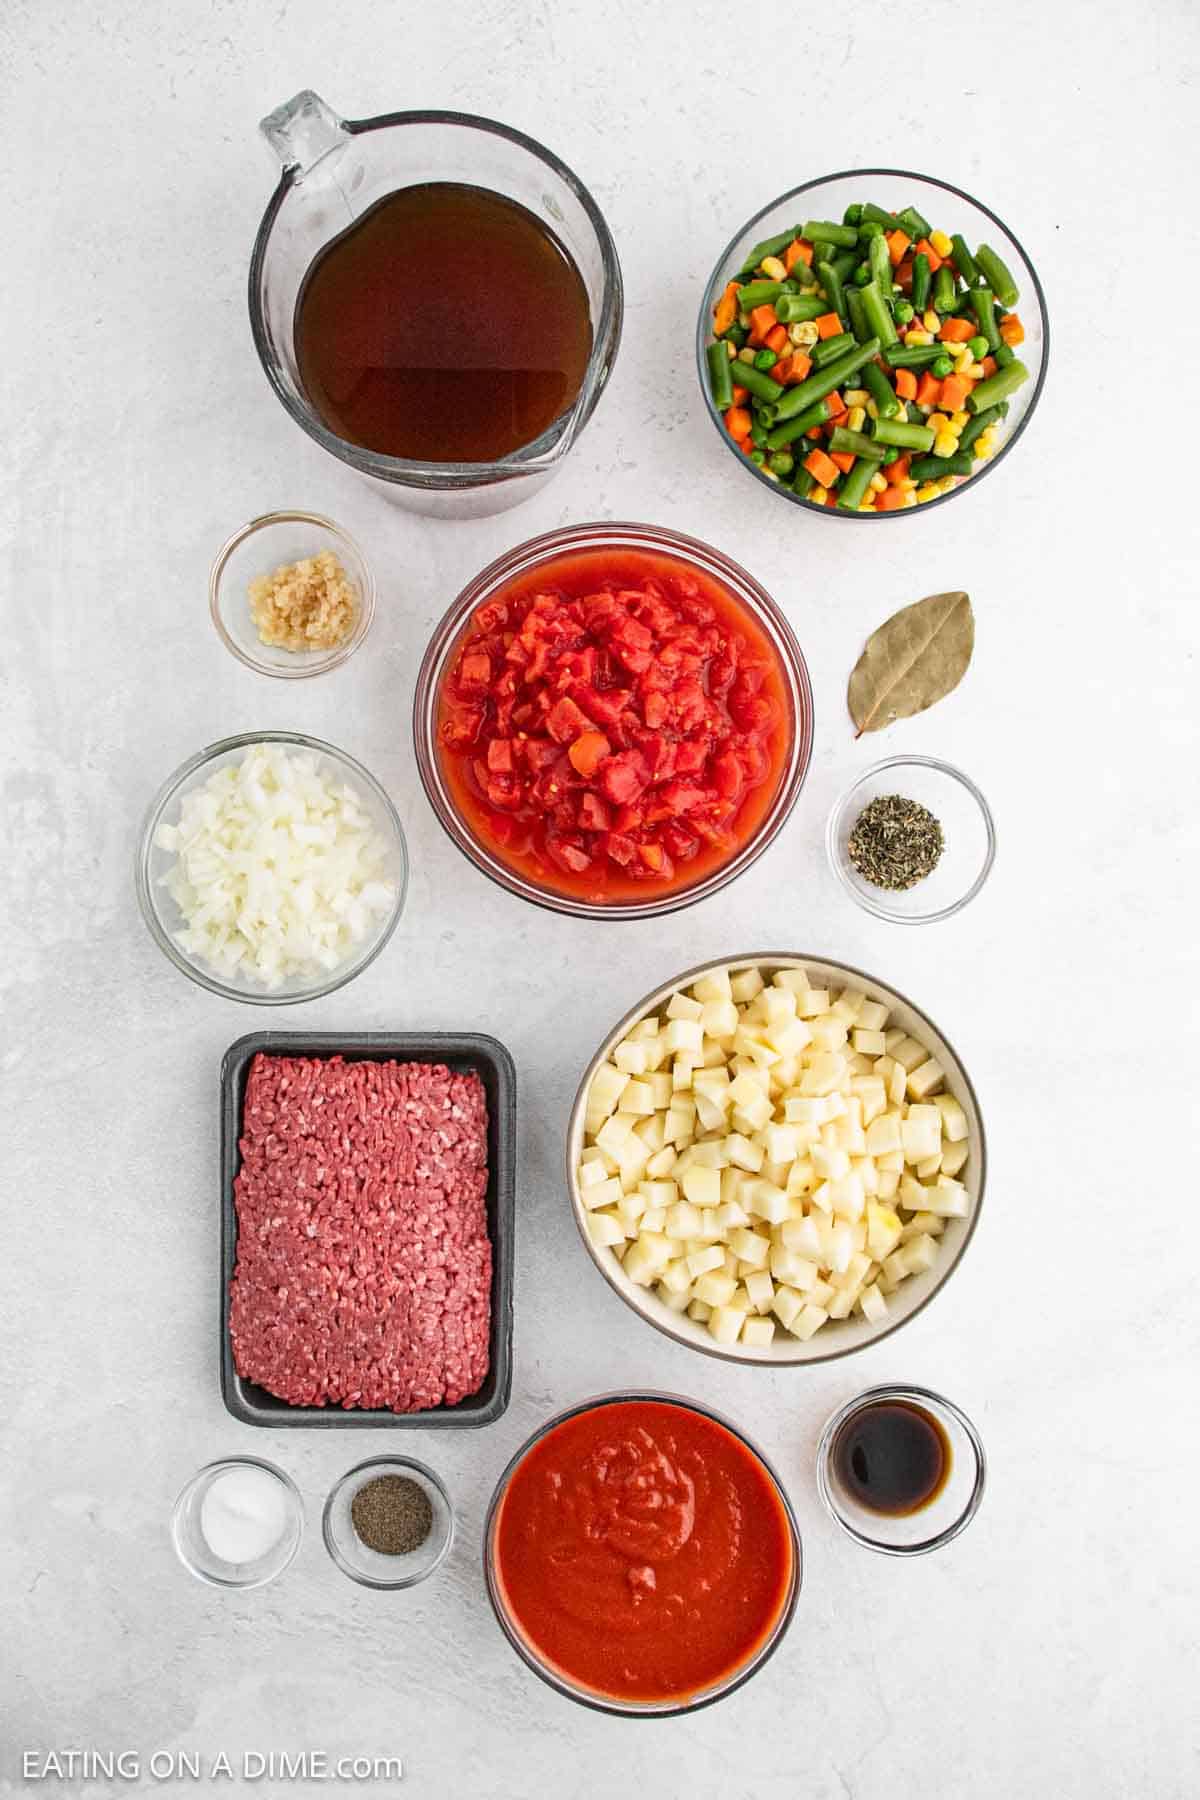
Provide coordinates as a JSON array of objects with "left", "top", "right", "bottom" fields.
[{"left": 259, "top": 90, "right": 349, "bottom": 176}]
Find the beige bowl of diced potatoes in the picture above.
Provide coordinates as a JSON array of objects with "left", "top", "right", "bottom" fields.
[{"left": 567, "top": 955, "right": 985, "bottom": 1365}]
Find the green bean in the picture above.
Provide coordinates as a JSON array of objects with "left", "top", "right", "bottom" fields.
[
  {"left": 771, "top": 336, "right": 882, "bottom": 419},
  {"left": 749, "top": 419, "right": 769, "bottom": 447},
  {"left": 843, "top": 202, "right": 863, "bottom": 227},
  {"left": 829, "top": 426, "right": 886, "bottom": 462},
  {"left": 853, "top": 262, "right": 872, "bottom": 288},
  {"left": 729, "top": 362, "right": 784, "bottom": 403},
  {"left": 738, "top": 279, "right": 783, "bottom": 310},
  {"left": 707, "top": 342, "right": 733, "bottom": 410},
  {"left": 811, "top": 331, "right": 856, "bottom": 368},
  {"left": 958, "top": 401, "right": 1008, "bottom": 453},
  {"left": 882, "top": 342, "right": 945, "bottom": 370},
  {"left": 967, "top": 360, "right": 1029, "bottom": 412},
  {"left": 909, "top": 452, "right": 974, "bottom": 480},
  {"left": 993, "top": 342, "right": 1016, "bottom": 369},
  {"left": 724, "top": 322, "right": 748, "bottom": 349},
  {"left": 739, "top": 229, "right": 801, "bottom": 274},
  {"left": 975, "top": 243, "right": 1019, "bottom": 308},
  {"left": 859, "top": 202, "right": 897, "bottom": 230},
  {"left": 911, "top": 252, "right": 931, "bottom": 314},
  {"left": 968, "top": 285, "right": 1000, "bottom": 352},
  {"left": 932, "top": 266, "right": 957, "bottom": 313},
  {"left": 792, "top": 462, "right": 817, "bottom": 499},
  {"left": 862, "top": 359, "right": 900, "bottom": 419},
  {"left": 871, "top": 416, "right": 936, "bottom": 451},
  {"left": 816, "top": 259, "right": 848, "bottom": 325},
  {"left": 803, "top": 219, "right": 859, "bottom": 248},
  {"left": 950, "top": 235, "right": 980, "bottom": 285},
  {"left": 881, "top": 446, "right": 901, "bottom": 466},
  {"left": 830, "top": 247, "right": 859, "bottom": 283},
  {"left": 858, "top": 280, "right": 898, "bottom": 347},
  {"left": 846, "top": 286, "right": 871, "bottom": 343},
  {"left": 868, "top": 232, "right": 892, "bottom": 294},
  {"left": 774, "top": 292, "right": 827, "bottom": 325},
  {"left": 896, "top": 204, "right": 932, "bottom": 241},
  {"left": 857, "top": 219, "right": 885, "bottom": 242},
  {"left": 764, "top": 399, "right": 832, "bottom": 449},
  {"left": 837, "top": 456, "right": 878, "bottom": 511}
]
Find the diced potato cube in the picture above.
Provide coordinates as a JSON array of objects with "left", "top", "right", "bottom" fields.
[
  {"left": 633, "top": 1113, "right": 667, "bottom": 1152},
  {"left": 832, "top": 988, "right": 866, "bottom": 1023},
  {"left": 812, "top": 1142, "right": 850, "bottom": 1181},
  {"left": 714, "top": 1199, "right": 750, "bottom": 1232},
  {"left": 687, "top": 1299, "right": 712, "bottom": 1323},
  {"left": 671, "top": 1057, "right": 695, "bottom": 1093},
  {"left": 732, "top": 1092, "right": 773, "bottom": 1133},
  {"left": 877, "top": 1167, "right": 900, "bottom": 1199},
  {"left": 865, "top": 1113, "right": 902, "bottom": 1156},
  {"left": 884, "top": 1028, "right": 906, "bottom": 1053},
  {"left": 760, "top": 1123, "right": 796, "bottom": 1165},
  {"left": 877, "top": 1148, "right": 904, "bottom": 1173},
  {"left": 780, "top": 1216, "right": 822, "bottom": 1258},
  {"left": 852, "top": 1028, "right": 887, "bottom": 1056},
  {"left": 796, "top": 988, "right": 830, "bottom": 1017},
  {"left": 907, "top": 1056, "right": 945, "bottom": 1099},
  {"left": 623, "top": 1232, "right": 672, "bottom": 1285},
  {"left": 901, "top": 1233, "right": 939, "bottom": 1275},
  {"left": 771, "top": 1285, "right": 806, "bottom": 1330},
  {"left": 935, "top": 1093, "right": 970, "bottom": 1142},
  {"left": 639, "top": 1205, "right": 667, "bottom": 1231},
  {"left": 664, "top": 1200, "right": 702, "bottom": 1239},
  {"left": 646, "top": 1145, "right": 677, "bottom": 1178},
  {"left": 827, "top": 1286, "right": 857, "bottom": 1319},
  {"left": 719, "top": 1167, "right": 748, "bottom": 1209},
  {"left": 791, "top": 1303, "right": 829, "bottom": 1341},
  {"left": 657, "top": 1283, "right": 691, "bottom": 1313},
  {"left": 730, "top": 966, "right": 765, "bottom": 1004},
  {"left": 647, "top": 1072, "right": 673, "bottom": 1110},
  {"left": 901, "top": 1106, "right": 943, "bottom": 1164},
  {"left": 747, "top": 1179, "right": 790, "bottom": 1225},
  {"left": 785, "top": 1156, "right": 815, "bottom": 1196},
  {"left": 901, "top": 1210, "right": 946, "bottom": 1241},
  {"left": 853, "top": 1156, "right": 879, "bottom": 1196},
  {"left": 808, "top": 1278, "right": 835, "bottom": 1308},
  {"left": 866, "top": 1201, "right": 904, "bottom": 1260},
  {"left": 891, "top": 1035, "right": 928, "bottom": 1073},
  {"left": 829, "top": 1172, "right": 866, "bottom": 1222},
  {"left": 578, "top": 1158, "right": 609, "bottom": 1191},
  {"left": 693, "top": 1271, "right": 737, "bottom": 1308},
  {"left": 681, "top": 1165, "right": 722, "bottom": 1209},
  {"left": 579, "top": 1175, "right": 623, "bottom": 1213},
  {"left": 858, "top": 1000, "right": 890, "bottom": 1032},
  {"left": 859, "top": 1282, "right": 888, "bottom": 1323},
  {"left": 700, "top": 999, "right": 739, "bottom": 1039},
  {"left": 824, "top": 1218, "right": 854, "bottom": 1273},
  {"left": 659, "top": 1257, "right": 694, "bottom": 1295},
  {"left": 692, "top": 966, "right": 732, "bottom": 1003},
  {"left": 940, "top": 1139, "right": 969, "bottom": 1178},
  {"left": 594, "top": 1113, "right": 635, "bottom": 1159},
  {"left": 728, "top": 1227, "right": 770, "bottom": 1269},
  {"left": 666, "top": 992, "right": 703, "bottom": 1022},
  {"left": 587, "top": 1212, "right": 625, "bottom": 1249},
  {"left": 708, "top": 1305, "right": 748, "bottom": 1346},
  {"left": 741, "top": 1315, "right": 776, "bottom": 1347},
  {"left": 689, "top": 1138, "right": 727, "bottom": 1169},
  {"left": 589, "top": 1062, "right": 630, "bottom": 1118},
  {"left": 743, "top": 1268, "right": 775, "bottom": 1314},
  {"left": 665, "top": 1018, "right": 704, "bottom": 1055},
  {"left": 809, "top": 1180, "right": 833, "bottom": 1215},
  {"left": 916, "top": 1152, "right": 942, "bottom": 1179},
  {"left": 881, "top": 1249, "right": 908, "bottom": 1285},
  {"left": 613, "top": 1041, "right": 648, "bottom": 1075},
  {"left": 783, "top": 1095, "right": 826, "bottom": 1124},
  {"left": 799, "top": 1053, "right": 846, "bottom": 1097},
  {"left": 924, "top": 1177, "right": 969, "bottom": 1218},
  {"left": 723, "top": 1132, "right": 764, "bottom": 1173},
  {"left": 664, "top": 1104, "right": 695, "bottom": 1146},
  {"left": 693, "top": 1089, "right": 729, "bottom": 1132},
  {"left": 760, "top": 985, "right": 797, "bottom": 1022},
  {"left": 686, "top": 1243, "right": 725, "bottom": 1279},
  {"left": 765, "top": 1016, "right": 812, "bottom": 1058},
  {"left": 899, "top": 1173, "right": 932, "bottom": 1210},
  {"left": 808, "top": 1014, "right": 849, "bottom": 1051},
  {"left": 617, "top": 1192, "right": 647, "bottom": 1228}
]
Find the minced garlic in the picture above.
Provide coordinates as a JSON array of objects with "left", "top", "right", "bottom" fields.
[{"left": 248, "top": 550, "right": 357, "bottom": 653}]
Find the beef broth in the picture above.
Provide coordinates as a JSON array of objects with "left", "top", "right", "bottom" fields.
[{"left": 294, "top": 182, "right": 592, "bottom": 463}]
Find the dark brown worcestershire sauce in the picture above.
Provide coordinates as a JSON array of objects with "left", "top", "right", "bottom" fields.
[
  {"left": 294, "top": 182, "right": 593, "bottom": 463},
  {"left": 832, "top": 1400, "right": 951, "bottom": 1516}
]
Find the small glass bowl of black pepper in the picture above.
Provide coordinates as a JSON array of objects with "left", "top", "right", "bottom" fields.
[
  {"left": 816, "top": 1384, "right": 986, "bottom": 1555},
  {"left": 322, "top": 1457, "right": 454, "bottom": 1590},
  {"left": 827, "top": 754, "right": 995, "bottom": 924}
]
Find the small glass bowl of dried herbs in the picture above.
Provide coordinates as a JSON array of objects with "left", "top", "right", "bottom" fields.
[
  {"left": 323, "top": 1456, "right": 454, "bottom": 1590},
  {"left": 827, "top": 755, "right": 995, "bottom": 924}
]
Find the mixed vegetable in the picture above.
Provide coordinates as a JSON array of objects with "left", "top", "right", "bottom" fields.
[{"left": 706, "top": 200, "right": 1031, "bottom": 511}]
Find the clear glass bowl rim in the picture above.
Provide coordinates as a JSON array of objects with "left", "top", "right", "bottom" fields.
[
  {"left": 249, "top": 106, "right": 624, "bottom": 485},
  {"left": 208, "top": 510, "right": 377, "bottom": 680},
  {"left": 171, "top": 1455, "right": 304, "bottom": 1590},
  {"left": 134, "top": 728, "right": 409, "bottom": 1005},
  {"left": 815, "top": 1382, "right": 987, "bottom": 1555},
  {"left": 826, "top": 753, "right": 997, "bottom": 923},
  {"left": 411, "top": 520, "right": 815, "bottom": 921},
  {"left": 566, "top": 952, "right": 987, "bottom": 1363},
  {"left": 322, "top": 1454, "right": 455, "bottom": 1589},
  {"left": 483, "top": 1389, "right": 802, "bottom": 1716},
  {"left": 695, "top": 165, "right": 1050, "bottom": 519}
]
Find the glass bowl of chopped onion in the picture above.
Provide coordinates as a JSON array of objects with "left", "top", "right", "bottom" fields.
[
  {"left": 209, "top": 511, "right": 375, "bottom": 679},
  {"left": 135, "top": 730, "right": 408, "bottom": 1003},
  {"left": 826, "top": 755, "right": 995, "bottom": 923}
]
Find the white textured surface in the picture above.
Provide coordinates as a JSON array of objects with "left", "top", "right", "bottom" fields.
[{"left": 2, "top": 3, "right": 1198, "bottom": 1796}]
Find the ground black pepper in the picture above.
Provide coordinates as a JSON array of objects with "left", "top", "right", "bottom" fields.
[
  {"left": 848, "top": 793, "right": 945, "bottom": 891},
  {"left": 351, "top": 1475, "right": 434, "bottom": 1556}
]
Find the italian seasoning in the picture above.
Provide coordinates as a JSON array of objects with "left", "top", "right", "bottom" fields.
[
  {"left": 848, "top": 793, "right": 944, "bottom": 891},
  {"left": 350, "top": 1475, "right": 433, "bottom": 1556}
]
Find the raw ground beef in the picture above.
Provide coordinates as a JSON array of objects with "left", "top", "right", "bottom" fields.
[{"left": 230, "top": 1054, "right": 492, "bottom": 1412}]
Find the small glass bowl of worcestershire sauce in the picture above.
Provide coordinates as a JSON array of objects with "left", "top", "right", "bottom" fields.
[
  {"left": 249, "top": 92, "right": 622, "bottom": 518},
  {"left": 817, "top": 1384, "right": 985, "bottom": 1555}
]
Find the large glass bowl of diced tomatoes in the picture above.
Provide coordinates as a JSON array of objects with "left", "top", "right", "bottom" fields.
[
  {"left": 413, "top": 522, "right": 814, "bottom": 919},
  {"left": 697, "top": 169, "right": 1048, "bottom": 517}
]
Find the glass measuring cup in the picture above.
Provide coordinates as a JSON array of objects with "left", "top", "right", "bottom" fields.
[{"left": 249, "top": 92, "right": 624, "bottom": 518}]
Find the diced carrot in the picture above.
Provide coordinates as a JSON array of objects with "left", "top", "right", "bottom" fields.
[
  {"left": 825, "top": 389, "right": 847, "bottom": 419},
  {"left": 770, "top": 356, "right": 792, "bottom": 383},
  {"left": 829, "top": 450, "right": 856, "bottom": 475},
  {"left": 804, "top": 447, "right": 840, "bottom": 488},
  {"left": 765, "top": 324, "right": 789, "bottom": 355},
  {"left": 914, "top": 238, "right": 942, "bottom": 272},
  {"left": 823, "top": 489, "right": 840, "bottom": 507},
  {"left": 786, "top": 352, "right": 812, "bottom": 383},
  {"left": 884, "top": 454, "right": 911, "bottom": 487},
  {"left": 980, "top": 354, "right": 997, "bottom": 377},
  {"left": 713, "top": 280, "right": 740, "bottom": 336},
  {"left": 748, "top": 303, "right": 778, "bottom": 345},
  {"left": 724, "top": 405, "right": 752, "bottom": 438},
  {"left": 876, "top": 485, "right": 907, "bottom": 510},
  {"left": 568, "top": 731, "right": 611, "bottom": 777},
  {"left": 999, "top": 314, "right": 1025, "bottom": 346},
  {"left": 783, "top": 237, "right": 814, "bottom": 272},
  {"left": 894, "top": 368, "right": 917, "bottom": 401},
  {"left": 895, "top": 260, "right": 914, "bottom": 294},
  {"left": 915, "top": 372, "right": 942, "bottom": 408},
  {"left": 806, "top": 426, "right": 824, "bottom": 440},
  {"left": 886, "top": 229, "right": 911, "bottom": 267},
  {"left": 939, "top": 372, "right": 972, "bottom": 411},
  {"left": 815, "top": 312, "right": 844, "bottom": 339},
  {"left": 731, "top": 384, "right": 748, "bottom": 405},
  {"left": 939, "top": 317, "right": 975, "bottom": 343}
]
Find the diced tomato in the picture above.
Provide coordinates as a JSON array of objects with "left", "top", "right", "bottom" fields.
[
  {"left": 599, "top": 751, "right": 648, "bottom": 806},
  {"left": 486, "top": 739, "right": 515, "bottom": 773},
  {"left": 546, "top": 695, "right": 590, "bottom": 743},
  {"left": 577, "top": 792, "right": 611, "bottom": 832},
  {"left": 459, "top": 652, "right": 491, "bottom": 692},
  {"left": 604, "top": 831, "right": 637, "bottom": 866}
]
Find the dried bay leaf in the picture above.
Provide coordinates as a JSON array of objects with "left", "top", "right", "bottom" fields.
[{"left": 848, "top": 590, "right": 974, "bottom": 736}]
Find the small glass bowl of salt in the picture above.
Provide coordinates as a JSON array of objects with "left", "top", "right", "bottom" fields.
[{"left": 172, "top": 1457, "right": 303, "bottom": 1590}]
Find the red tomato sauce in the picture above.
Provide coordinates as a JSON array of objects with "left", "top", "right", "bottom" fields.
[
  {"left": 436, "top": 547, "right": 794, "bottom": 904},
  {"left": 491, "top": 1399, "right": 796, "bottom": 1704}
]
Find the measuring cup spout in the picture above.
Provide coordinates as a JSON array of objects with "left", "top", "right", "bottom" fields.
[{"left": 259, "top": 89, "right": 349, "bottom": 177}]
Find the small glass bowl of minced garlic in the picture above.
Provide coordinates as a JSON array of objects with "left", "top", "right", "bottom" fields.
[
  {"left": 209, "top": 510, "right": 376, "bottom": 678},
  {"left": 827, "top": 755, "right": 995, "bottom": 924}
]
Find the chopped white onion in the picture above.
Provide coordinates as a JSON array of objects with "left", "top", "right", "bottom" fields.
[{"left": 155, "top": 743, "right": 398, "bottom": 988}]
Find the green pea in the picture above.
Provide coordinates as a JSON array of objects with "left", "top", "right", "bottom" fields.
[
  {"left": 968, "top": 334, "right": 989, "bottom": 360},
  {"left": 894, "top": 301, "right": 915, "bottom": 324},
  {"left": 750, "top": 449, "right": 766, "bottom": 466},
  {"left": 754, "top": 348, "right": 777, "bottom": 372},
  {"left": 931, "top": 354, "right": 953, "bottom": 378},
  {"left": 882, "top": 447, "right": 901, "bottom": 466}
]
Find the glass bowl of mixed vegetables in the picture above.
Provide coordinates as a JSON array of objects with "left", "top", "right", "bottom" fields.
[{"left": 696, "top": 170, "right": 1047, "bottom": 517}]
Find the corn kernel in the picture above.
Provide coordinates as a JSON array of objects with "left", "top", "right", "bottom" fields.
[
  {"left": 938, "top": 476, "right": 958, "bottom": 493},
  {"left": 762, "top": 467, "right": 780, "bottom": 482},
  {"left": 904, "top": 328, "right": 933, "bottom": 346},
  {"left": 811, "top": 485, "right": 829, "bottom": 504},
  {"left": 866, "top": 399, "right": 880, "bottom": 420},
  {"left": 927, "top": 412, "right": 950, "bottom": 432},
  {"left": 737, "top": 347, "right": 756, "bottom": 364},
  {"left": 843, "top": 388, "right": 869, "bottom": 406},
  {"left": 916, "top": 484, "right": 939, "bottom": 503},
  {"left": 953, "top": 344, "right": 973, "bottom": 370},
  {"left": 858, "top": 500, "right": 876, "bottom": 512},
  {"left": 903, "top": 490, "right": 918, "bottom": 507},
  {"left": 950, "top": 409, "right": 969, "bottom": 430},
  {"left": 930, "top": 229, "right": 953, "bottom": 258},
  {"left": 899, "top": 478, "right": 918, "bottom": 491},
  {"left": 869, "top": 472, "right": 887, "bottom": 493},
  {"left": 725, "top": 340, "right": 738, "bottom": 359},
  {"left": 759, "top": 255, "right": 787, "bottom": 281},
  {"left": 923, "top": 309, "right": 940, "bottom": 334},
  {"left": 962, "top": 360, "right": 985, "bottom": 380},
  {"left": 933, "top": 430, "right": 959, "bottom": 457},
  {"left": 894, "top": 402, "right": 909, "bottom": 422},
  {"left": 846, "top": 405, "right": 866, "bottom": 432}
]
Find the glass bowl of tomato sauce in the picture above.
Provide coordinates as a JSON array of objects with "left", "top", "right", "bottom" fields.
[
  {"left": 484, "top": 1392, "right": 801, "bottom": 1715},
  {"left": 413, "top": 523, "right": 814, "bottom": 919}
]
